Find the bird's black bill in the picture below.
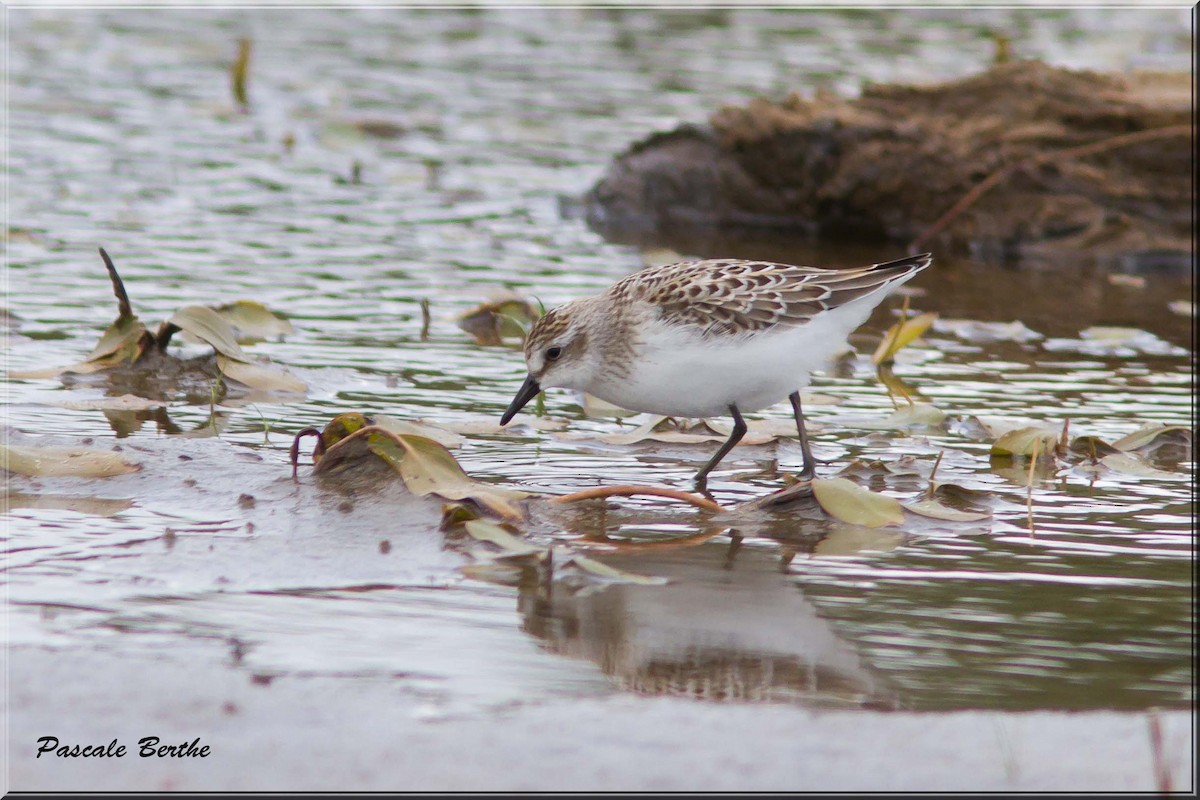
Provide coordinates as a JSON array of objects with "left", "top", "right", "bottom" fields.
[{"left": 500, "top": 374, "right": 541, "bottom": 425}]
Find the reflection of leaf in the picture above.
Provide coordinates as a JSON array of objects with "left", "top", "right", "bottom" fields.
[
  {"left": 455, "top": 291, "right": 540, "bottom": 345},
  {"left": 903, "top": 497, "right": 992, "bottom": 522},
  {"left": 1099, "top": 452, "right": 1185, "bottom": 480},
  {"left": 463, "top": 519, "right": 540, "bottom": 555},
  {"left": 561, "top": 555, "right": 668, "bottom": 585},
  {"left": 991, "top": 427, "right": 1059, "bottom": 457},
  {"left": 168, "top": 306, "right": 249, "bottom": 361},
  {"left": 216, "top": 355, "right": 306, "bottom": 393},
  {"left": 50, "top": 394, "right": 165, "bottom": 412},
  {"left": 2, "top": 443, "right": 140, "bottom": 477},
  {"left": 5, "top": 491, "right": 133, "bottom": 516},
  {"left": 811, "top": 478, "right": 904, "bottom": 528},
  {"left": 813, "top": 523, "right": 904, "bottom": 555},
  {"left": 210, "top": 301, "right": 295, "bottom": 342},
  {"left": 842, "top": 403, "right": 945, "bottom": 431},
  {"left": 873, "top": 311, "right": 937, "bottom": 364}
]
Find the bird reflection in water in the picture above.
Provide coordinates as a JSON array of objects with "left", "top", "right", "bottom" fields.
[{"left": 514, "top": 507, "right": 902, "bottom": 710}]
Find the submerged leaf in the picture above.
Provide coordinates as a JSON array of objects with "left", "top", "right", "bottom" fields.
[
  {"left": 210, "top": 300, "right": 295, "bottom": 342},
  {"left": 873, "top": 311, "right": 938, "bottom": 364},
  {"left": 216, "top": 354, "right": 307, "bottom": 393},
  {"left": 168, "top": 306, "right": 249, "bottom": 361},
  {"left": 811, "top": 477, "right": 905, "bottom": 528},
  {"left": 2, "top": 443, "right": 140, "bottom": 477}
]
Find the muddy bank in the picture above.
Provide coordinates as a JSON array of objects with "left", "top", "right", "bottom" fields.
[{"left": 583, "top": 61, "right": 1190, "bottom": 269}]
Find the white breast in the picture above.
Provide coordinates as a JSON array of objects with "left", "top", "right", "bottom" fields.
[{"left": 584, "top": 288, "right": 897, "bottom": 418}]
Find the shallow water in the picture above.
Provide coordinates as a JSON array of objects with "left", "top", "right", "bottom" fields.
[{"left": 4, "top": 6, "right": 1195, "bottom": 768}]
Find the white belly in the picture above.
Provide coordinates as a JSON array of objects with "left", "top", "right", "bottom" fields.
[{"left": 586, "top": 293, "right": 887, "bottom": 418}]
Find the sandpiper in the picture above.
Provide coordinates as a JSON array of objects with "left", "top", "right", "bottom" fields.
[{"left": 500, "top": 253, "right": 933, "bottom": 490}]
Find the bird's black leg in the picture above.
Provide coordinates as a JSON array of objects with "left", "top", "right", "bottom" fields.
[
  {"left": 694, "top": 404, "right": 747, "bottom": 492},
  {"left": 789, "top": 391, "right": 816, "bottom": 480}
]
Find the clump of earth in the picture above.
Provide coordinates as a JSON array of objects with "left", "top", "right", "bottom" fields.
[{"left": 583, "top": 61, "right": 1189, "bottom": 270}]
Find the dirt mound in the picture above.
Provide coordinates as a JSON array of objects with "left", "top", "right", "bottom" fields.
[{"left": 583, "top": 61, "right": 1190, "bottom": 268}]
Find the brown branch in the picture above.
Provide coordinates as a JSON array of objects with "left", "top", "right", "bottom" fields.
[
  {"left": 909, "top": 124, "right": 1191, "bottom": 254},
  {"left": 549, "top": 485, "right": 724, "bottom": 512}
]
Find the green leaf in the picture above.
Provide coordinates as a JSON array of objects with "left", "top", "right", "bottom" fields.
[
  {"left": 2, "top": 443, "right": 141, "bottom": 477},
  {"left": 811, "top": 477, "right": 905, "bottom": 528},
  {"left": 168, "top": 306, "right": 249, "bottom": 361}
]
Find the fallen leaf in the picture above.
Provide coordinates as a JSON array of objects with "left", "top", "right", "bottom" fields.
[
  {"left": 367, "top": 431, "right": 527, "bottom": 520},
  {"left": 169, "top": 306, "right": 249, "bottom": 361},
  {"left": 811, "top": 477, "right": 905, "bottom": 528},
  {"left": 1110, "top": 425, "right": 1193, "bottom": 455},
  {"left": 873, "top": 311, "right": 938, "bottom": 364},
  {"left": 373, "top": 416, "right": 464, "bottom": 448},
  {"left": 210, "top": 300, "right": 295, "bottom": 342},
  {"left": 217, "top": 355, "right": 307, "bottom": 393},
  {"left": 990, "top": 426, "right": 1059, "bottom": 457},
  {"left": 455, "top": 291, "right": 540, "bottom": 345},
  {"left": 2, "top": 443, "right": 141, "bottom": 477}
]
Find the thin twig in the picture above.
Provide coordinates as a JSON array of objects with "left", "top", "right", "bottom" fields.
[
  {"left": 1026, "top": 438, "right": 1039, "bottom": 534},
  {"left": 549, "top": 485, "right": 724, "bottom": 512},
  {"left": 419, "top": 299, "right": 431, "bottom": 342},
  {"left": 1148, "top": 710, "right": 1173, "bottom": 794},
  {"left": 909, "top": 124, "right": 1191, "bottom": 253},
  {"left": 925, "top": 450, "right": 945, "bottom": 499}
]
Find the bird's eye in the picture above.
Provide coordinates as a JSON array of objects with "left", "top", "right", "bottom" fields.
[{"left": 545, "top": 346, "right": 563, "bottom": 361}]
